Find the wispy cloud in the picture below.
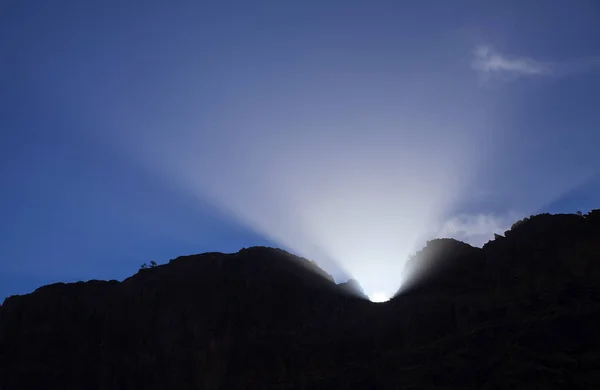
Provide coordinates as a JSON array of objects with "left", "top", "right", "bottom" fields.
[
  {"left": 472, "top": 45, "right": 552, "bottom": 83},
  {"left": 438, "top": 212, "right": 522, "bottom": 248}
]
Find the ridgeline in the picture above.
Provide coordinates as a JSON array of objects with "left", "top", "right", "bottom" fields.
[{"left": 2, "top": 211, "right": 600, "bottom": 389}]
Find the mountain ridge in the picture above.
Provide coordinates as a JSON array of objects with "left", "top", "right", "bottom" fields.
[{"left": 1, "top": 210, "right": 600, "bottom": 389}]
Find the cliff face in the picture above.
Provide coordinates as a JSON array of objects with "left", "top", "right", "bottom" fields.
[{"left": 2, "top": 211, "right": 600, "bottom": 389}]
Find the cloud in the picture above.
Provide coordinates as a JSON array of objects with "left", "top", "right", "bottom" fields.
[
  {"left": 472, "top": 45, "right": 552, "bottom": 83},
  {"left": 438, "top": 212, "right": 522, "bottom": 248}
]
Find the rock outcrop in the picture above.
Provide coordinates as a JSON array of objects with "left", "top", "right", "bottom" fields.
[{"left": 2, "top": 211, "right": 600, "bottom": 389}]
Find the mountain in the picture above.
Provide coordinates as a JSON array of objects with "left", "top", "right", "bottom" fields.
[{"left": 2, "top": 211, "right": 600, "bottom": 389}]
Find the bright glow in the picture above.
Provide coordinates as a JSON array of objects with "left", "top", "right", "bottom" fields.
[
  {"left": 103, "top": 29, "right": 590, "bottom": 298},
  {"left": 126, "top": 86, "right": 485, "bottom": 300},
  {"left": 368, "top": 292, "right": 390, "bottom": 303}
]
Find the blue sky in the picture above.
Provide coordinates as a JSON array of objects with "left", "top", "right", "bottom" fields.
[{"left": 1, "top": 0, "right": 600, "bottom": 300}]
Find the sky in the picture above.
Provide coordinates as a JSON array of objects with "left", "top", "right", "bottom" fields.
[{"left": 1, "top": 0, "right": 600, "bottom": 301}]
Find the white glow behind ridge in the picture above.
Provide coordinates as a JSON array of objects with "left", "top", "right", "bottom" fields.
[
  {"left": 106, "top": 52, "right": 590, "bottom": 300},
  {"left": 369, "top": 292, "right": 390, "bottom": 303},
  {"left": 128, "top": 79, "right": 487, "bottom": 300}
]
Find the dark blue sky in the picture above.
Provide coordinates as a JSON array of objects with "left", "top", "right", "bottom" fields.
[{"left": 2, "top": 0, "right": 600, "bottom": 300}]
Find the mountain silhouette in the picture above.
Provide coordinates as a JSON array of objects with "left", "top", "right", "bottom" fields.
[{"left": 2, "top": 211, "right": 600, "bottom": 389}]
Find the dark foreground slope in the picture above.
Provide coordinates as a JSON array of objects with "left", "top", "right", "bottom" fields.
[{"left": 2, "top": 211, "right": 600, "bottom": 389}]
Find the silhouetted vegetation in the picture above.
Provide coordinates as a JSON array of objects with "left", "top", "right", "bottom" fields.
[
  {"left": 140, "top": 261, "right": 158, "bottom": 270},
  {"left": 2, "top": 210, "right": 600, "bottom": 389}
]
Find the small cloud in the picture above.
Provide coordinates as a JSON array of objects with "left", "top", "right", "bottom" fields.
[
  {"left": 438, "top": 212, "right": 522, "bottom": 248},
  {"left": 472, "top": 45, "right": 552, "bottom": 83}
]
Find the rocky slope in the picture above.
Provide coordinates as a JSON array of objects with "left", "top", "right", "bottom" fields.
[{"left": 1, "top": 211, "right": 600, "bottom": 389}]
